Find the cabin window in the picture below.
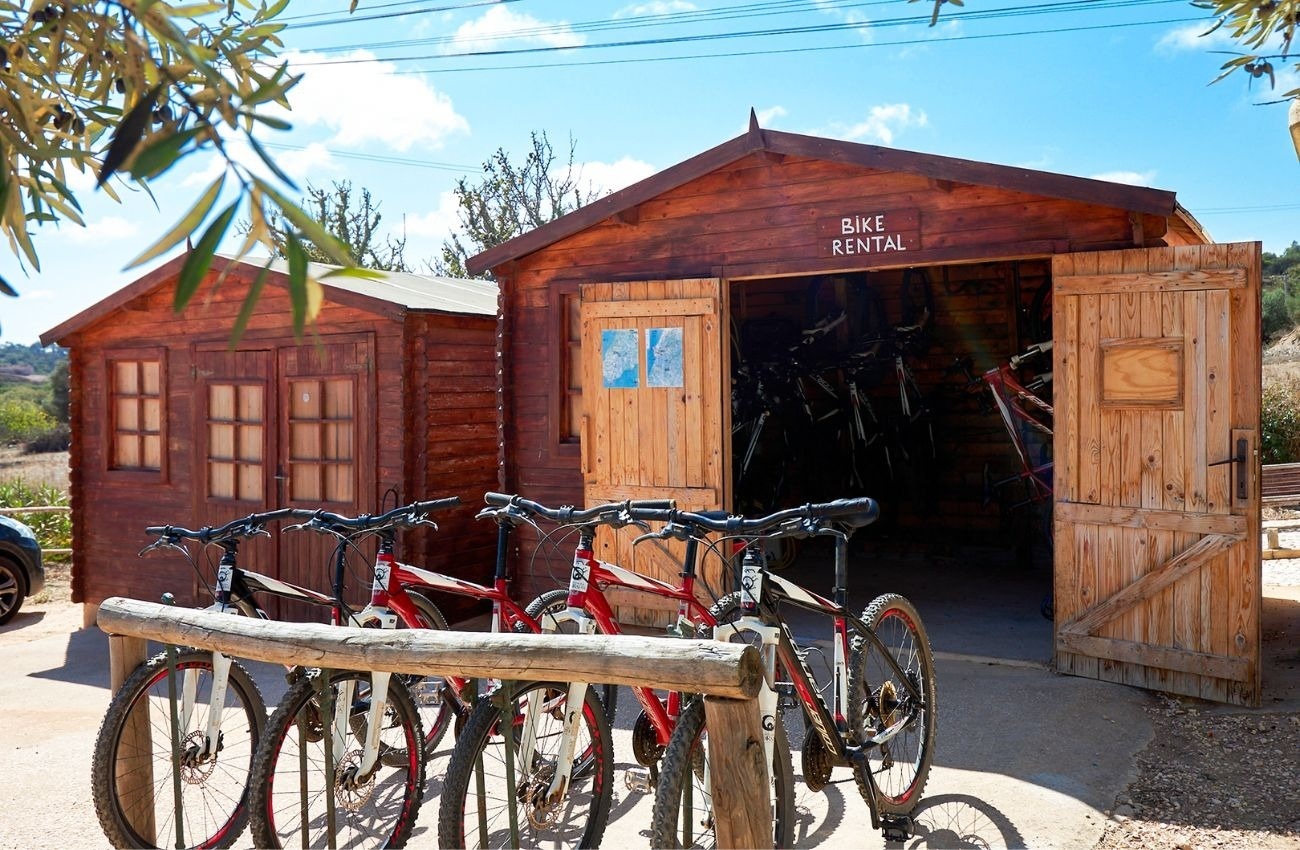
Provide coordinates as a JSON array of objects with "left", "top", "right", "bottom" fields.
[
  {"left": 288, "top": 377, "right": 355, "bottom": 503},
  {"left": 206, "top": 383, "right": 265, "bottom": 501},
  {"left": 109, "top": 356, "right": 163, "bottom": 472},
  {"left": 559, "top": 291, "right": 583, "bottom": 443}
]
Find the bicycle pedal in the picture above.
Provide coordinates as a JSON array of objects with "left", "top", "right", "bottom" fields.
[
  {"left": 624, "top": 766, "right": 654, "bottom": 794},
  {"left": 880, "top": 814, "right": 914, "bottom": 842}
]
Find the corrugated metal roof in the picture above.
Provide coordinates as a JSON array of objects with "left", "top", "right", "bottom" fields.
[{"left": 253, "top": 256, "right": 498, "bottom": 316}]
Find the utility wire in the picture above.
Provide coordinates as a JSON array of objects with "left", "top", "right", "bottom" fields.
[
  {"left": 374, "top": 14, "right": 1206, "bottom": 73},
  {"left": 288, "top": 0, "right": 1193, "bottom": 67},
  {"left": 259, "top": 142, "right": 478, "bottom": 173}
]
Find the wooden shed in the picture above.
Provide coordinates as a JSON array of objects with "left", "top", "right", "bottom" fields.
[
  {"left": 41, "top": 254, "right": 500, "bottom": 625},
  {"left": 472, "top": 117, "right": 1264, "bottom": 706}
]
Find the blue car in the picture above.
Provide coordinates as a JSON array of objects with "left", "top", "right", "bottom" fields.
[{"left": 0, "top": 515, "right": 44, "bottom": 625}]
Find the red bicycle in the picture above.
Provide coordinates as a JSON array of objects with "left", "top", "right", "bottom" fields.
[{"left": 981, "top": 341, "right": 1054, "bottom": 619}]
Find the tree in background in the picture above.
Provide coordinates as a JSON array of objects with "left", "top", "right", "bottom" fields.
[
  {"left": 435, "top": 132, "right": 602, "bottom": 279},
  {"left": 0, "top": 0, "right": 360, "bottom": 337},
  {"left": 255, "top": 181, "right": 411, "bottom": 272},
  {"left": 1263, "top": 242, "right": 1300, "bottom": 341},
  {"left": 44, "top": 360, "right": 69, "bottom": 424}
]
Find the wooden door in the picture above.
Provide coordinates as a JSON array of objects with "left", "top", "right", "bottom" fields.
[
  {"left": 275, "top": 338, "right": 376, "bottom": 621},
  {"left": 194, "top": 348, "right": 274, "bottom": 606},
  {"left": 1053, "top": 243, "right": 1261, "bottom": 706},
  {"left": 580, "top": 279, "right": 730, "bottom": 626}
]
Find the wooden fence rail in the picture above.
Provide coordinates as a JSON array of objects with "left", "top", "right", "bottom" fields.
[{"left": 97, "top": 596, "right": 774, "bottom": 849}]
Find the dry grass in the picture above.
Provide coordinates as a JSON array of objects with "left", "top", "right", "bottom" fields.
[{"left": 0, "top": 445, "right": 69, "bottom": 490}]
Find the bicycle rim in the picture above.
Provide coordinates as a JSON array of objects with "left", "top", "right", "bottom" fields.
[
  {"left": 438, "top": 680, "right": 613, "bottom": 849},
  {"left": 849, "top": 593, "right": 937, "bottom": 814},
  {"left": 250, "top": 670, "right": 425, "bottom": 849},
  {"left": 91, "top": 651, "right": 265, "bottom": 849}
]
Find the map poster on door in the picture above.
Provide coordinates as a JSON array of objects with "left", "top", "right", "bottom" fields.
[
  {"left": 646, "top": 327, "right": 683, "bottom": 388},
  {"left": 601, "top": 329, "right": 639, "bottom": 388}
]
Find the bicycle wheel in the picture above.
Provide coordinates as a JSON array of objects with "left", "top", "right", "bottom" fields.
[
  {"left": 523, "top": 589, "right": 619, "bottom": 725},
  {"left": 650, "top": 696, "right": 795, "bottom": 848},
  {"left": 401, "top": 590, "right": 456, "bottom": 755},
  {"left": 847, "top": 593, "right": 937, "bottom": 815},
  {"left": 91, "top": 650, "right": 266, "bottom": 849},
  {"left": 248, "top": 669, "right": 425, "bottom": 849},
  {"left": 437, "top": 680, "right": 613, "bottom": 849}
]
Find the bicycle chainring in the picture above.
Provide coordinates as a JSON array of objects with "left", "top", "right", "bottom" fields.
[
  {"left": 632, "top": 707, "right": 665, "bottom": 767},
  {"left": 801, "top": 731, "right": 833, "bottom": 792}
]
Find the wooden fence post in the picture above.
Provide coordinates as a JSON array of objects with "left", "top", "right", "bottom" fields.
[
  {"left": 702, "top": 696, "right": 773, "bottom": 849},
  {"left": 107, "top": 634, "right": 154, "bottom": 845}
]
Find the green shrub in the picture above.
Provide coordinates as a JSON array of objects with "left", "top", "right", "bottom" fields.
[
  {"left": 24, "top": 423, "right": 70, "bottom": 453},
  {"left": 1263, "top": 288, "right": 1295, "bottom": 342},
  {"left": 0, "top": 481, "right": 70, "bottom": 561},
  {"left": 1261, "top": 380, "right": 1300, "bottom": 464},
  {"left": 0, "top": 397, "right": 56, "bottom": 443}
]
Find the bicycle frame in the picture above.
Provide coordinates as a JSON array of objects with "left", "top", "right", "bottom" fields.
[
  {"left": 982, "top": 358, "right": 1053, "bottom": 505},
  {"left": 714, "top": 537, "right": 925, "bottom": 832},
  {"left": 548, "top": 526, "right": 720, "bottom": 749}
]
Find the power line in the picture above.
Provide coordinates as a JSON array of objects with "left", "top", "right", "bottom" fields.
[
  {"left": 260, "top": 141, "right": 478, "bottom": 173},
  {"left": 288, "top": 0, "right": 1192, "bottom": 68},
  {"left": 281, "top": 0, "right": 522, "bottom": 30}
]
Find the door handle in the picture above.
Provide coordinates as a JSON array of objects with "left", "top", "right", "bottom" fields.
[{"left": 1209, "top": 437, "right": 1249, "bottom": 501}]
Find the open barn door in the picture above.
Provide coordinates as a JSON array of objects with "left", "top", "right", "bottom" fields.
[
  {"left": 580, "top": 279, "right": 729, "bottom": 626},
  {"left": 1053, "top": 244, "right": 1262, "bottom": 705}
]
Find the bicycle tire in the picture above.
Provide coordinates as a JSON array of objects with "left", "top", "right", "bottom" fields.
[
  {"left": 91, "top": 650, "right": 266, "bottom": 849},
  {"left": 649, "top": 696, "right": 795, "bottom": 848},
  {"left": 248, "top": 669, "right": 425, "bottom": 849},
  {"left": 437, "top": 679, "right": 614, "bottom": 849},
  {"left": 523, "top": 589, "right": 620, "bottom": 725},
  {"left": 400, "top": 590, "right": 456, "bottom": 755},
  {"left": 847, "top": 593, "right": 937, "bottom": 815}
]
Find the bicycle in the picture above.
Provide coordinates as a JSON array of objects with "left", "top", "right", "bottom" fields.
[
  {"left": 90, "top": 508, "right": 354, "bottom": 849},
  {"left": 437, "top": 493, "right": 767, "bottom": 849},
  {"left": 647, "top": 499, "right": 937, "bottom": 848},
  {"left": 981, "top": 341, "right": 1054, "bottom": 618},
  {"left": 243, "top": 497, "right": 480, "bottom": 849}
]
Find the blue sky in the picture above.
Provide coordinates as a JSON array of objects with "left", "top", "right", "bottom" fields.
[{"left": 2, "top": 0, "right": 1297, "bottom": 345}]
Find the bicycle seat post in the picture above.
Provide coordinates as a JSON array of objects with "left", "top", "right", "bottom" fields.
[{"left": 832, "top": 535, "right": 849, "bottom": 608}]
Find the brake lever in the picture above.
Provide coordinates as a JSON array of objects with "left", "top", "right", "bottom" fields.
[{"left": 138, "top": 538, "right": 183, "bottom": 557}]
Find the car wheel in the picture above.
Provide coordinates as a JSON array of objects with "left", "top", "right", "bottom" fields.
[{"left": 0, "top": 557, "right": 26, "bottom": 625}]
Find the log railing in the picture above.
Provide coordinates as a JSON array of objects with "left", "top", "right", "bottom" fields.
[{"left": 97, "top": 596, "right": 774, "bottom": 849}]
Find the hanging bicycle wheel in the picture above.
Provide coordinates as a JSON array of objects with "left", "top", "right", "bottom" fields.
[{"left": 91, "top": 650, "right": 266, "bottom": 849}]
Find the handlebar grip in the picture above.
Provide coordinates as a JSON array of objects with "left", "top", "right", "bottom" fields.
[
  {"left": 411, "top": 496, "right": 461, "bottom": 513},
  {"left": 807, "top": 497, "right": 879, "bottom": 529},
  {"left": 484, "top": 492, "right": 511, "bottom": 506},
  {"left": 627, "top": 499, "right": 676, "bottom": 509}
]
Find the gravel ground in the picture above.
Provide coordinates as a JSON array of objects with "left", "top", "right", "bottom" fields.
[
  {"left": 1094, "top": 700, "right": 1300, "bottom": 850},
  {"left": 1094, "top": 540, "right": 1300, "bottom": 850}
]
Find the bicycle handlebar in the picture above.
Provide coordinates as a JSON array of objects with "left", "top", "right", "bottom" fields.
[
  {"left": 626, "top": 497, "right": 879, "bottom": 539},
  {"left": 145, "top": 507, "right": 309, "bottom": 546},
  {"left": 289, "top": 497, "right": 461, "bottom": 535},
  {"left": 480, "top": 492, "right": 676, "bottom": 528},
  {"left": 1010, "top": 340, "right": 1053, "bottom": 370}
]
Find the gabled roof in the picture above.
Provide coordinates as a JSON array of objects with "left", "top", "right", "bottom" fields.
[
  {"left": 468, "top": 117, "right": 1195, "bottom": 276},
  {"left": 41, "top": 254, "right": 497, "bottom": 344}
]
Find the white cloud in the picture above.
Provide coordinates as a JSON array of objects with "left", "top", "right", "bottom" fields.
[
  {"left": 572, "top": 156, "right": 656, "bottom": 196},
  {"left": 1157, "top": 22, "right": 1236, "bottom": 53},
  {"left": 1089, "top": 170, "right": 1159, "bottom": 187},
  {"left": 446, "top": 6, "right": 584, "bottom": 54},
  {"left": 22, "top": 288, "right": 56, "bottom": 302},
  {"left": 277, "top": 50, "right": 469, "bottom": 152},
  {"left": 613, "top": 1, "right": 697, "bottom": 17},
  {"left": 752, "top": 106, "right": 788, "bottom": 130},
  {"left": 62, "top": 215, "right": 138, "bottom": 244},
  {"left": 812, "top": 0, "right": 873, "bottom": 42},
  {"left": 843, "top": 104, "right": 929, "bottom": 145}
]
